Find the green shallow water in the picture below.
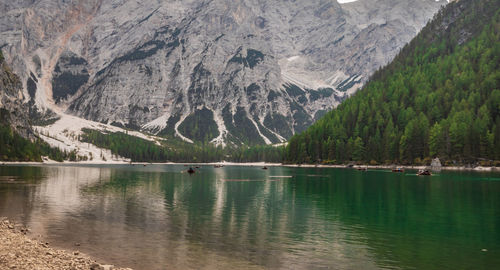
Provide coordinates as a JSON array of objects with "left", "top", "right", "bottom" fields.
[{"left": 0, "top": 165, "right": 499, "bottom": 269}]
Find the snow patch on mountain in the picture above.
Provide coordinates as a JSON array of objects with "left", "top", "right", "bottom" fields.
[
  {"left": 261, "top": 120, "right": 286, "bottom": 142},
  {"left": 248, "top": 116, "right": 272, "bottom": 145},
  {"left": 174, "top": 114, "right": 194, "bottom": 144},
  {"left": 35, "top": 113, "right": 164, "bottom": 162},
  {"left": 142, "top": 114, "right": 170, "bottom": 133},
  {"left": 210, "top": 109, "right": 229, "bottom": 147}
]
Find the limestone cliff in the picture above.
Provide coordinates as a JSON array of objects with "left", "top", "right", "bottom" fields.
[{"left": 0, "top": 0, "right": 446, "bottom": 145}]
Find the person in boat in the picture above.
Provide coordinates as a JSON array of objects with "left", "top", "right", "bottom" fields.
[{"left": 187, "top": 167, "right": 195, "bottom": 174}]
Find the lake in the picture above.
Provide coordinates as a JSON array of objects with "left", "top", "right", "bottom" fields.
[{"left": 0, "top": 164, "right": 499, "bottom": 269}]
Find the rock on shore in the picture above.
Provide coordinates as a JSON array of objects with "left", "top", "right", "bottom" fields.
[{"left": 0, "top": 219, "right": 131, "bottom": 270}]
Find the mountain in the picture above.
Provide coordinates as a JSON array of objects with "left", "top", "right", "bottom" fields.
[
  {"left": 0, "top": 50, "right": 72, "bottom": 161},
  {"left": 0, "top": 0, "right": 446, "bottom": 146},
  {"left": 0, "top": 50, "right": 31, "bottom": 137},
  {"left": 285, "top": 0, "right": 500, "bottom": 165}
]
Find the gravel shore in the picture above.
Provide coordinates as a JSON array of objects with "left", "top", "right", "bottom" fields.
[{"left": 0, "top": 219, "right": 131, "bottom": 270}]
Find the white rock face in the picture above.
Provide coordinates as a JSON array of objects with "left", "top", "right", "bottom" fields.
[{"left": 0, "top": 0, "right": 446, "bottom": 145}]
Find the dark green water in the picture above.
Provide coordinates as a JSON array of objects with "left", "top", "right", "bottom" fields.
[{"left": 0, "top": 165, "right": 499, "bottom": 269}]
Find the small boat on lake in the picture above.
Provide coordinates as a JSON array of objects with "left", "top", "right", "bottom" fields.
[
  {"left": 187, "top": 167, "right": 196, "bottom": 174},
  {"left": 262, "top": 166, "right": 268, "bottom": 170},
  {"left": 356, "top": 167, "right": 367, "bottom": 171},
  {"left": 392, "top": 167, "right": 405, "bottom": 173},
  {"left": 417, "top": 169, "right": 431, "bottom": 176}
]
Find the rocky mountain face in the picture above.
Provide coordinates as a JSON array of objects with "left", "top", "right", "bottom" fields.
[
  {"left": 0, "top": 0, "right": 446, "bottom": 145},
  {"left": 0, "top": 50, "right": 32, "bottom": 137}
]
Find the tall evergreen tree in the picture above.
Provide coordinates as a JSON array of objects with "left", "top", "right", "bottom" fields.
[{"left": 285, "top": 0, "right": 500, "bottom": 165}]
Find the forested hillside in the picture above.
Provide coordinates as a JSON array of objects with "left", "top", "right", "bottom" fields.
[
  {"left": 285, "top": 0, "right": 500, "bottom": 165},
  {"left": 81, "top": 129, "right": 284, "bottom": 163}
]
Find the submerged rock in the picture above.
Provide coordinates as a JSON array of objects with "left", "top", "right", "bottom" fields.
[{"left": 431, "top": 158, "right": 442, "bottom": 171}]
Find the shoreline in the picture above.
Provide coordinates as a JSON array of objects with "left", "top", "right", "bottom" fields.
[
  {"left": 0, "top": 160, "right": 499, "bottom": 172},
  {"left": 0, "top": 218, "right": 131, "bottom": 270},
  {"left": 282, "top": 164, "right": 500, "bottom": 172}
]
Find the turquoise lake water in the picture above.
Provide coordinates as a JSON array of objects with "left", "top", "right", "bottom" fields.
[{"left": 0, "top": 164, "right": 499, "bottom": 269}]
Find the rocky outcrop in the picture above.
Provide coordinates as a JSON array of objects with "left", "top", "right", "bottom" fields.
[
  {"left": 0, "top": 0, "right": 447, "bottom": 145},
  {"left": 0, "top": 50, "right": 31, "bottom": 137}
]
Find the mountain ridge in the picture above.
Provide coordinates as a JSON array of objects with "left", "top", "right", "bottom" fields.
[{"left": 0, "top": 0, "right": 446, "bottom": 146}]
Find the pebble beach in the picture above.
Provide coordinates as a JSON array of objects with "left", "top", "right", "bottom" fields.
[{"left": 0, "top": 219, "right": 131, "bottom": 270}]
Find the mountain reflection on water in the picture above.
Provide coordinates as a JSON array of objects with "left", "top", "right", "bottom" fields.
[{"left": 0, "top": 165, "right": 499, "bottom": 270}]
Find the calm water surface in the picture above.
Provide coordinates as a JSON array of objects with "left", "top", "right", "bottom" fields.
[{"left": 0, "top": 165, "right": 499, "bottom": 269}]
